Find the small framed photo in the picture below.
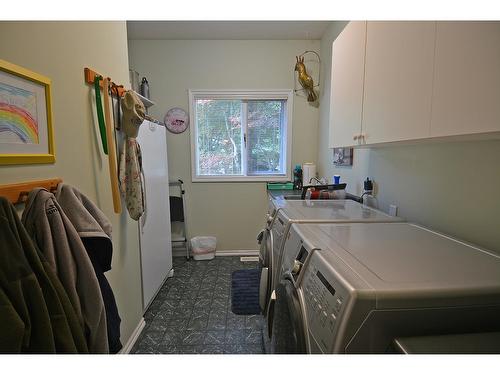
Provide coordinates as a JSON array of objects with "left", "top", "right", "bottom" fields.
[
  {"left": 333, "top": 147, "right": 353, "bottom": 166},
  {"left": 0, "top": 59, "right": 55, "bottom": 165}
]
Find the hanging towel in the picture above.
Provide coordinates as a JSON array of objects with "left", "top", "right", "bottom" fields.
[
  {"left": 0, "top": 196, "right": 87, "bottom": 353},
  {"left": 118, "top": 137, "right": 145, "bottom": 220},
  {"left": 56, "top": 183, "right": 123, "bottom": 353},
  {"left": 21, "top": 189, "right": 109, "bottom": 354},
  {"left": 119, "top": 90, "right": 148, "bottom": 221}
]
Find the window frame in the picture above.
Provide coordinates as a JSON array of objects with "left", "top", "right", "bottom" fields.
[{"left": 189, "top": 89, "right": 293, "bottom": 182}]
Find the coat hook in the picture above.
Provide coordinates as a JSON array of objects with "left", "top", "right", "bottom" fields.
[{"left": 17, "top": 191, "right": 29, "bottom": 204}]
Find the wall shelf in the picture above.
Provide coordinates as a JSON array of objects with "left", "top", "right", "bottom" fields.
[{"left": 134, "top": 91, "right": 155, "bottom": 108}]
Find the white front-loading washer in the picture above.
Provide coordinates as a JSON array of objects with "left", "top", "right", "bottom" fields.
[
  {"left": 261, "top": 199, "right": 404, "bottom": 346},
  {"left": 272, "top": 222, "right": 500, "bottom": 353}
]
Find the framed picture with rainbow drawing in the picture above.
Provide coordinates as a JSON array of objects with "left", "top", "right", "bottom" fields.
[{"left": 0, "top": 59, "right": 55, "bottom": 165}]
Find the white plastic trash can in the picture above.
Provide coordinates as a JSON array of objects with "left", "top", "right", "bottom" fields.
[{"left": 190, "top": 236, "right": 216, "bottom": 260}]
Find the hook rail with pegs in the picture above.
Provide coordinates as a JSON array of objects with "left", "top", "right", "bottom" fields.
[
  {"left": 83, "top": 67, "right": 165, "bottom": 214},
  {"left": 84, "top": 68, "right": 126, "bottom": 97},
  {"left": 83, "top": 67, "right": 122, "bottom": 213},
  {"left": 0, "top": 178, "right": 63, "bottom": 205}
]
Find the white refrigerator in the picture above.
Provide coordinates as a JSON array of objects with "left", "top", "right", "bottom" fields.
[{"left": 136, "top": 120, "right": 173, "bottom": 310}]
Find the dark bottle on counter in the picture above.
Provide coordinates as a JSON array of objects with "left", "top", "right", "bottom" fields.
[
  {"left": 293, "top": 164, "right": 303, "bottom": 190},
  {"left": 140, "top": 77, "right": 150, "bottom": 99}
]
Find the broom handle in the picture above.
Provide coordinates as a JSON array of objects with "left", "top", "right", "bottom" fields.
[{"left": 103, "top": 77, "right": 122, "bottom": 214}]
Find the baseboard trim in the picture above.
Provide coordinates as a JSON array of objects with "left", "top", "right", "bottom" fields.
[
  {"left": 172, "top": 249, "right": 259, "bottom": 257},
  {"left": 215, "top": 250, "right": 259, "bottom": 256},
  {"left": 120, "top": 317, "right": 146, "bottom": 354}
]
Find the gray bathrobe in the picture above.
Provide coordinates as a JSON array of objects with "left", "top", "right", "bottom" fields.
[{"left": 21, "top": 188, "right": 109, "bottom": 354}]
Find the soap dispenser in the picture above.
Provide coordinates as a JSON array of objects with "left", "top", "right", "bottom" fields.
[{"left": 362, "top": 178, "right": 373, "bottom": 206}]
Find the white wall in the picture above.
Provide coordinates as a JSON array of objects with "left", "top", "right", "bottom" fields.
[
  {"left": 318, "top": 22, "right": 500, "bottom": 253},
  {"left": 128, "top": 39, "right": 320, "bottom": 251},
  {"left": 0, "top": 21, "right": 143, "bottom": 345}
]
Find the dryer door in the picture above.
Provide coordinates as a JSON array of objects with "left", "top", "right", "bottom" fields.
[
  {"left": 259, "top": 228, "right": 273, "bottom": 268},
  {"left": 259, "top": 229, "right": 274, "bottom": 313},
  {"left": 271, "top": 273, "right": 307, "bottom": 353}
]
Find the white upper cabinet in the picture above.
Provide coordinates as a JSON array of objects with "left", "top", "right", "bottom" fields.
[
  {"left": 329, "top": 21, "right": 366, "bottom": 148},
  {"left": 431, "top": 22, "right": 500, "bottom": 137},
  {"left": 329, "top": 21, "right": 500, "bottom": 148},
  {"left": 361, "top": 22, "right": 436, "bottom": 144}
]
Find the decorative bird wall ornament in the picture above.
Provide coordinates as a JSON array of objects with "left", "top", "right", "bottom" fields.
[{"left": 295, "top": 55, "right": 318, "bottom": 102}]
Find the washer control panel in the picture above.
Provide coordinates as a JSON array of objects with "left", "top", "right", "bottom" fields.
[{"left": 302, "top": 253, "right": 347, "bottom": 353}]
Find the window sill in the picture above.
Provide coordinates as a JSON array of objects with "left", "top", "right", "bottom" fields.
[{"left": 192, "top": 175, "right": 290, "bottom": 183}]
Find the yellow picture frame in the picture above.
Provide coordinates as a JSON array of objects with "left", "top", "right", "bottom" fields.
[{"left": 0, "top": 58, "right": 55, "bottom": 165}]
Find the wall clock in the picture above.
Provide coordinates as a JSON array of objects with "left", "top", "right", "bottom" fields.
[{"left": 164, "top": 107, "right": 189, "bottom": 134}]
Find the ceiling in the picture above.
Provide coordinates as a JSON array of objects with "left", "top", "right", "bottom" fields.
[{"left": 127, "top": 21, "right": 332, "bottom": 40}]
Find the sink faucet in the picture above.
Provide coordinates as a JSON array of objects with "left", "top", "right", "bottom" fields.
[{"left": 309, "top": 177, "right": 322, "bottom": 185}]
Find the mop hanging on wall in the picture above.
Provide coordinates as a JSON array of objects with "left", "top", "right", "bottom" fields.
[{"left": 294, "top": 50, "right": 320, "bottom": 103}]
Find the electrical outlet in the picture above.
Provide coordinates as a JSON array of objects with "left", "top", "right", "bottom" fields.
[{"left": 389, "top": 204, "right": 398, "bottom": 217}]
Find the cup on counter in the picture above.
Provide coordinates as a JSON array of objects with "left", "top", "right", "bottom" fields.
[{"left": 333, "top": 175, "right": 341, "bottom": 184}]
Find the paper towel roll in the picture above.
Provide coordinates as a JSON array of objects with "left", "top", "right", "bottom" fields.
[{"left": 302, "top": 162, "right": 316, "bottom": 186}]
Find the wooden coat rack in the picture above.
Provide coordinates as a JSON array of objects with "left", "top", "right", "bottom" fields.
[
  {"left": 0, "top": 178, "right": 62, "bottom": 204},
  {"left": 84, "top": 67, "right": 126, "bottom": 97}
]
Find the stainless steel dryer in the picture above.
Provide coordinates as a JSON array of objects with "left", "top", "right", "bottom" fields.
[
  {"left": 257, "top": 196, "right": 287, "bottom": 313},
  {"left": 272, "top": 222, "right": 500, "bottom": 353},
  {"left": 261, "top": 199, "right": 403, "bottom": 346},
  {"left": 257, "top": 195, "right": 287, "bottom": 268}
]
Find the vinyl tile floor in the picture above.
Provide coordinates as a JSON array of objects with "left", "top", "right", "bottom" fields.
[{"left": 131, "top": 256, "right": 265, "bottom": 354}]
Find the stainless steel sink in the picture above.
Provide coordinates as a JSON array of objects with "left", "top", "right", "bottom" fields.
[{"left": 282, "top": 192, "right": 362, "bottom": 203}]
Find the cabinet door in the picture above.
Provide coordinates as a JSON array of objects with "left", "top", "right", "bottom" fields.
[
  {"left": 431, "top": 22, "right": 500, "bottom": 137},
  {"left": 362, "top": 22, "right": 435, "bottom": 144},
  {"left": 329, "top": 21, "right": 366, "bottom": 148}
]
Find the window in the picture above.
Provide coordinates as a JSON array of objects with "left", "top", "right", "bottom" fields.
[{"left": 189, "top": 90, "right": 293, "bottom": 182}]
